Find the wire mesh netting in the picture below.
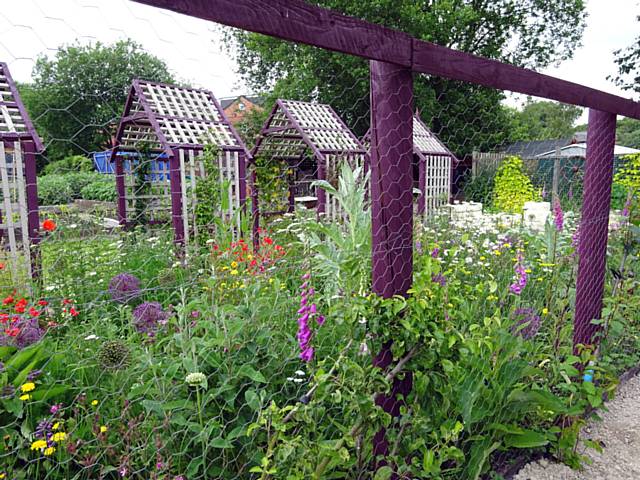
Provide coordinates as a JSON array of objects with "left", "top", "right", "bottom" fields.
[{"left": 0, "top": 1, "right": 640, "bottom": 479}]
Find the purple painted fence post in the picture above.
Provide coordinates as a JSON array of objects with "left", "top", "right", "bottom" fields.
[
  {"left": 115, "top": 155, "right": 127, "bottom": 227},
  {"left": 573, "top": 109, "right": 617, "bottom": 351},
  {"left": 369, "top": 60, "right": 414, "bottom": 462},
  {"left": 23, "top": 140, "right": 40, "bottom": 278},
  {"left": 169, "top": 152, "right": 185, "bottom": 249}
]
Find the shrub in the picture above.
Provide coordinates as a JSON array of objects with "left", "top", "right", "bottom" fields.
[
  {"left": 38, "top": 172, "right": 108, "bottom": 205},
  {"left": 80, "top": 180, "right": 116, "bottom": 201},
  {"left": 492, "top": 156, "right": 538, "bottom": 213},
  {"left": 43, "top": 155, "right": 94, "bottom": 175},
  {"left": 461, "top": 167, "right": 496, "bottom": 205}
]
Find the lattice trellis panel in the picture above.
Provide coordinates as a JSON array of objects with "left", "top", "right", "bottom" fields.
[
  {"left": 423, "top": 154, "right": 452, "bottom": 214},
  {"left": 0, "top": 142, "right": 32, "bottom": 279}
]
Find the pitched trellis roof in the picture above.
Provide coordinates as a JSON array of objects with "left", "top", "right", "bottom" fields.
[
  {"left": 363, "top": 114, "right": 457, "bottom": 161},
  {"left": 115, "top": 80, "right": 248, "bottom": 155},
  {"left": 252, "top": 99, "right": 366, "bottom": 160},
  {"left": 0, "top": 62, "right": 44, "bottom": 152}
]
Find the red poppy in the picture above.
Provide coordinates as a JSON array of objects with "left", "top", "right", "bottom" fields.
[
  {"left": 29, "top": 307, "right": 41, "bottom": 317},
  {"left": 3, "top": 295, "right": 14, "bottom": 305},
  {"left": 42, "top": 219, "right": 57, "bottom": 232},
  {"left": 38, "top": 300, "right": 48, "bottom": 306},
  {"left": 5, "top": 327, "right": 19, "bottom": 337},
  {"left": 69, "top": 307, "right": 79, "bottom": 317}
]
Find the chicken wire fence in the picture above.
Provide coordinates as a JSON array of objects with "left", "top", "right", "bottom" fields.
[{"left": 0, "top": 1, "right": 639, "bottom": 479}]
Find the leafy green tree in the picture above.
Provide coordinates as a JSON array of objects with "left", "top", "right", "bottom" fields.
[
  {"left": 507, "top": 99, "right": 583, "bottom": 141},
  {"left": 226, "top": 0, "right": 587, "bottom": 154},
  {"left": 19, "top": 40, "right": 174, "bottom": 162},
  {"left": 616, "top": 118, "right": 640, "bottom": 149},
  {"left": 611, "top": 15, "right": 640, "bottom": 96}
]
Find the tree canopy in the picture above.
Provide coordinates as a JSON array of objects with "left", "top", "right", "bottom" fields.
[
  {"left": 611, "top": 15, "right": 640, "bottom": 96},
  {"left": 20, "top": 39, "right": 174, "bottom": 162},
  {"left": 227, "top": 0, "right": 587, "bottom": 155},
  {"left": 507, "top": 99, "right": 583, "bottom": 142}
]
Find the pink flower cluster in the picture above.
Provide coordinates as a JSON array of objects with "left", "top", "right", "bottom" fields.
[
  {"left": 509, "top": 253, "right": 528, "bottom": 295},
  {"left": 553, "top": 198, "right": 564, "bottom": 232},
  {"left": 296, "top": 273, "right": 325, "bottom": 362}
]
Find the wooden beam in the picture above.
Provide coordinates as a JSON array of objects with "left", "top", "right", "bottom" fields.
[
  {"left": 132, "top": 0, "right": 412, "bottom": 66},
  {"left": 132, "top": 0, "right": 640, "bottom": 120}
]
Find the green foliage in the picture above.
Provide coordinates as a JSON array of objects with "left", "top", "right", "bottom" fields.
[
  {"left": 80, "top": 179, "right": 117, "bottom": 202},
  {"left": 615, "top": 118, "right": 640, "bottom": 149},
  {"left": 610, "top": 15, "right": 640, "bottom": 95},
  {"left": 254, "top": 156, "right": 290, "bottom": 213},
  {"left": 19, "top": 39, "right": 174, "bottom": 162},
  {"left": 461, "top": 167, "right": 496, "bottom": 204},
  {"left": 42, "top": 155, "right": 94, "bottom": 175},
  {"left": 227, "top": 0, "right": 586, "bottom": 153},
  {"left": 492, "top": 156, "right": 538, "bottom": 213},
  {"left": 507, "top": 99, "right": 583, "bottom": 142},
  {"left": 37, "top": 172, "right": 107, "bottom": 205}
]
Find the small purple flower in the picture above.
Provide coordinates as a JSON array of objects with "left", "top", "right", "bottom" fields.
[
  {"left": 511, "top": 308, "right": 541, "bottom": 340},
  {"left": 132, "top": 302, "right": 170, "bottom": 336},
  {"left": 541, "top": 185, "right": 547, "bottom": 199},
  {"left": 190, "top": 310, "right": 200, "bottom": 318},
  {"left": 568, "top": 185, "right": 574, "bottom": 200},
  {"left": 109, "top": 273, "right": 141, "bottom": 303},
  {"left": 415, "top": 241, "right": 423, "bottom": 254},
  {"left": 27, "top": 369, "right": 43, "bottom": 381},
  {"left": 553, "top": 198, "right": 564, "bottom": 232},
  {"left": 431, "top": 247, "right": 440, "bottom": 258},
  {"left": 35, "top": 419, "right": 54, "bottom": 441},
  {"left": 431, "top": 273, "right": 447, "bottom": 287},
  {"left": 50, "top": 403, "right": 63, "bottom": 414},
  {"left": 1, "top": 385, "right": 15, "bottom": 399},
  {"left": 622, "top": 196, "right": 632, "bottom": 218}
]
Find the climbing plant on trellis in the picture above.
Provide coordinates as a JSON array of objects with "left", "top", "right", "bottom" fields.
[
  {"left": 110, "top": 80, "right": 250, "bottom": 247},
  {"left": 0, "top": 61, "right": 42, "bottom": 282}
]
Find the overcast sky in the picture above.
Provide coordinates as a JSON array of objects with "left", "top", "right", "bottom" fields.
[{"left": 1, "top": 0, "right": 638, "bottom": 109}]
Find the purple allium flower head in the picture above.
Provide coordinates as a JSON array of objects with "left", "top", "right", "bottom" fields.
[
  {"left": 15, "top": 318, "right": 44, "bottom": 349},
  {"left": 109, "top": 273, "right": 141, "bottom": 303},
  {"left": 511, "top": 307, "right": 541, "bottom": 340},
  {"left": 553, "top": 198, "right": 564, "bottom": 232},
  {"left": 132, "top": 302, "right": 170, "bottom": 336}
]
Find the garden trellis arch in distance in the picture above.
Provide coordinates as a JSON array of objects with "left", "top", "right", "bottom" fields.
[
  {"left": 0, "top": 62, "right": 42, "bottom": 282},
  {"left": 363, "top": 114, "right": 459, "bottom": 216},
  {"left": 251, "top": 99, "right": 368, "bottom": 222},
  {"left": 111, "top": 79, "right": 250, "bottom": 247}
]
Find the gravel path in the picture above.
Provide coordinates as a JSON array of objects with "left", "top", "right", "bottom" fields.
[{"left": 513, "top": 373, "right": 640, "bottom": 480}]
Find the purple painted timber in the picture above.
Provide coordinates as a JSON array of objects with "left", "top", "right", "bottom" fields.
[
  {"left": 132, "top": 0, "right": 412, "bottom": 66},
  {"left": 131, "top": 0, "right": 640, "bottom": 120},
  {"left": 115, "top": 158, "right": 127, "bottom": 226},
  {"left": 573, "top": 109, "right": 617, "bottom": 350},
  {"left": 1, "top": 63, "right": 45, "bottom": 152},
  {"left": 370, "top": 61, "right": 414, "bottom": 298},
  {"left": 250, "top": 167, "right": 260, "bottom": 251},
  {"left": 369, "top": 60, "right": 414, "bottom": 464},
  {"left": 169, "top": 153, "right": 185, "bottom": 247},
  {"left": 23, "top": 140, "right": 40, "bottom": 278}
]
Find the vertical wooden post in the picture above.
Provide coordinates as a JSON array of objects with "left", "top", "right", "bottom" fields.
[
  {"left": 23, "top": 140, "right": 40, "bottom": 278},
  {"left": 316, "top": 157, "right": 326, "bottom": 216},
  {"left": 369, "top": 60, "right": 414, "bottom": 461},
  {"left": 115, "top": 154, "right": 127, "bottom": 227},
  {"left": 573, "top": 109, "right": 616, "bottom": 351},
  {"left": 552, "top": 146, "right": 561, "bottom": 198},
  {"left": 417, "top": 154, "right": 426, "bottom": 216},
  {"left": 250, "top": 163, "right": 260, "bottom": 251},
  {"left": 287, "top": 168, "right": 295, "bottom": 214},
  {"left": 169, "top": 152, "right": 185, "bottom": 249}
]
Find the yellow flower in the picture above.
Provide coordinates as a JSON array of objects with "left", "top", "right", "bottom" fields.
[
  {"left": 52, "top": 422, "right": 60, "bottom": 431},
  {"left": 43, "top": 446, "right": 56, "bottom": 456},
  {"left": 230, "top": 269, "right": 239, "bottom": 276},
  {"left": 247, "top": 254, "right": 253, "bottom": 260},
  {"left": 479, "top": 256, "right": 486, "bottom": 261},
  {"left": 230, "top": 261, "right": 238, "bottom": 268},
  {"left": 20, "top": 382, "right": 35, "bottom": 393},
  {"left": 30, "top": 440, "right": 48, "bottom": 451},
  {"left": 52, "top": 432, "right": 66, "bottom": 442},
  {"left": 525, "top": 269, "right": 532, "bottom": 274},
  {"left": 1, "top": 472, "right": 6, "bottom": 479},
  {"left": 19, "top": 394, "right": 31, "bottom": 401},
  {"left": 542, "top": 308, "right": 549, "bottom": 315},
  {"left": 100, "top": 425, "right": 108, "bottom": 433},
  {"left": 503, "top": 243, "right": 511, "bottom": 249},
  {"left": 268, "top": 278, "right": 274, "bottom": 284},
  {"left": 91, "top": 400, "right": 99, "bottom": 406},
  {"left": 494, "top": 250, "right": 502, "bottom": 256}
]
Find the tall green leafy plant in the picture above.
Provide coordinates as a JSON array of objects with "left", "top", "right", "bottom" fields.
[{"left": 492, "top": 156, "right": 538, "bottom": 213}]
